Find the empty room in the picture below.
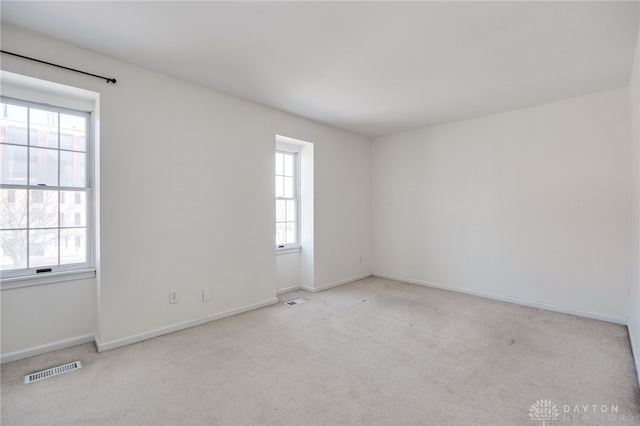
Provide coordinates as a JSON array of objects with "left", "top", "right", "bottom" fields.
[{"left": 1, "top": 1, "right": 639, "bottom": 425}]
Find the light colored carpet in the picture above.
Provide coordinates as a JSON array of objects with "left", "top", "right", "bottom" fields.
[{"left": 1, "top": 276, "right": 639, "bottom": 425}]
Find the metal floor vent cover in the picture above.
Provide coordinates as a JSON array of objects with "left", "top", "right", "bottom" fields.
[
  {"left": 24, "top": 361, "right": 82, "bottom": 384},
  {"left": 284, "top": 298, "right": 308, "bottom": 306}
]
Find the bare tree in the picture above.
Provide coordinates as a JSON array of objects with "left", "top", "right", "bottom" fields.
[{"left": 1, "top": 189, "right": 83, "bottom": 269}]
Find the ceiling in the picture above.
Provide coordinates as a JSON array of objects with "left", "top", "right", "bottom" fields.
[{"left": 1, "top": 1, "right": 638, "bottom": 138}]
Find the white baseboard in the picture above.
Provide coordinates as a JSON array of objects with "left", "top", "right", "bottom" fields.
[
  {"left": 276, "top": 285, "right": 301, "bottom": 295},
  {"left": 373, "top": 273, "right": 628, "bottom": 325},
  {"left": 301, "top": 273, "right": 372, "bottom": 293},
  {"left": 96, "top": 297, "right": 278, "bottom": 352},
  {"left": 1, "top": 333, "right": 95, "bottom": 364}
]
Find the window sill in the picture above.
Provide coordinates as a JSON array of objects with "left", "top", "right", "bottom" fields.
[
  {"left": 1, "top": 268, "right": 96, "bottom": 290},
  {"left": 276, "top": 247, "right": 302, "bottom": 255}
]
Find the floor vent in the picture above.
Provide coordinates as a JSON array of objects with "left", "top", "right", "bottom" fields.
[
  {"left": 284, "top": 298, "right": 308, "bottom": 306},
  {"left": 24, "top": 361, "right": 82, "bottom": 384}
]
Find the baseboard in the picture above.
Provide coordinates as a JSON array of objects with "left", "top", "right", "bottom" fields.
[
  {"left": 276, "top": 285, "right": 301, "bottom": 295},
  {"left": 301, "top": 273, "right": 372, "bottom": 293},
  {"left": 373, "top": 273, "right": 628, "bottom": 325},
  {"left": 1, "top": 333, "right": 95, "bottom": 364},
  {"left": 96, "top": 297, "right": 279, "bottom": 352}
]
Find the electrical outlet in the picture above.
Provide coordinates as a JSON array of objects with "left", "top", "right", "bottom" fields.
[
  {"left": 202, "top": 288, "right": 211, "bottom": 302},
  {"left": 169, "top": 290, "right": 179, "bottom": 304}
]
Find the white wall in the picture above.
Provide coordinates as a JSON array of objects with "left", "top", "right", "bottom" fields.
[
  {"left": 373, "top": 88, "right": 630, "bottom": 321},
  {"left": 276, "top": 253, "right": 300, "bottom": 293},
  {"left": 0, "top": 279, "right": 95, "bottom": 362},
  {"left": 1, "top": 25, "right": 371, "bottom": 356},
  {"left": 628, "top": 25, "right": 640, "bottom": 386}
]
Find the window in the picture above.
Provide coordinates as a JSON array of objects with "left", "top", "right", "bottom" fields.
[
  {"left": 275, "top": 150, "right": 299, "bottom": 249},
  {"left": 0, "top": 97, "right": 92, "bottom": 280}
]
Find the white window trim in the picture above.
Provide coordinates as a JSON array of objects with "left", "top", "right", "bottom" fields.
[
  {"left": 276, "top": 246, "right": 302, "bottom": 255},
  {"left": 0, "top": 72, "right": 98, "bottom": 290},
  {"left": 1, "top": 268, "right": 96, "bottom": 289}
]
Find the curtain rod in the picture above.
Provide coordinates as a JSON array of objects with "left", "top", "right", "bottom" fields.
[{"left": 1, "top": 50, "right": 117, "bottom": 84}]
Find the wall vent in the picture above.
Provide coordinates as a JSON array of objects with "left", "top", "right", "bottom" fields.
[
  {"left": 24, "top": 361, "right": 82, "bottom": 384},
  {"left": 284, "top": 298, "right": 308, "bottom": 306}
]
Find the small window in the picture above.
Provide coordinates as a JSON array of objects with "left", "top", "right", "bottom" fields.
[
  {"left": 275, "top": 150, "right": 299, "bottom": 249},
  {"left": 0, "top": 97, "right": 92, "bottom": 280}
]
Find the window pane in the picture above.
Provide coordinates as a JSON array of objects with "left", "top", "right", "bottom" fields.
[
  {"left": 61, "top": 191, "right": 86, "bottom": 227},
  {"left": 286, "top": 200, "right": 297, "bottom": 222},
  {"left": 276, "top": 199, "right": 286, "bottom": 222},
  {"left": 60, "top": 133, "right": 72, "bottom": 150},
  {"left": 1, "top": 189, "right": 27, "bottom": 229},
  {"left": 60, "top": 151, "right": 86, "bottom": 187},
  {"left": 29, "top": 190, "right": 58, "bottom": 228},
  {"left": 275, "top": 153, "right": 284, "bottom": 176},
  {"left": 275, "top": 176, "right": 284, "bottom": 198},
  {"left": 60, "top": 228, "right": 86, "bottom": 265},
  {"left": 276, "top": 223, "right": 286, "bottom": 245},
  {"left": 0, "top": 144, "right": 28, "bottom": 184},
  {"left": 6, "top": 126, "right": 28, "bottom": 145},
  {"left": 29, "top": 147, "right": 58, "bottom": 186},
  {"left": 48, "top": 131, "right": 59, "bottom": 147},
  {"left": 286, "top": 222, "right": 296, "bottom": 244},
  {"left": 284, "top": 177, "right": 294, "bottom": 198},
  {"left": 1, "top": 103, "right": 28, "bottom": 145},
  {"left": 1, "top": 102, "right": 27, "bottom": 125},
  {"left": 283, "top": 154, "right": 293, "bottom": 176},
  {"left": 30, "top": 108, "right": 58, "bottom": 148},
  {"left": 60, "top": 114, "right": 86, "bottom": 151},
  {"left": 3, "top": 104, "right": 28, "bottom": 121},
  {"left": 29, "top": 229, "right": 58, "bottom": 267},
  {"left": 0, "top": 229, "right": 27, "bottom": 270}
]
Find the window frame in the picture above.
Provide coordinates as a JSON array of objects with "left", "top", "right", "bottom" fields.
[
  {"left": 0, "top": 96, "right": 95, "bottom": 285},
  {"left": 275, "top": 149, "right": 301, "bottom": 251}
]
